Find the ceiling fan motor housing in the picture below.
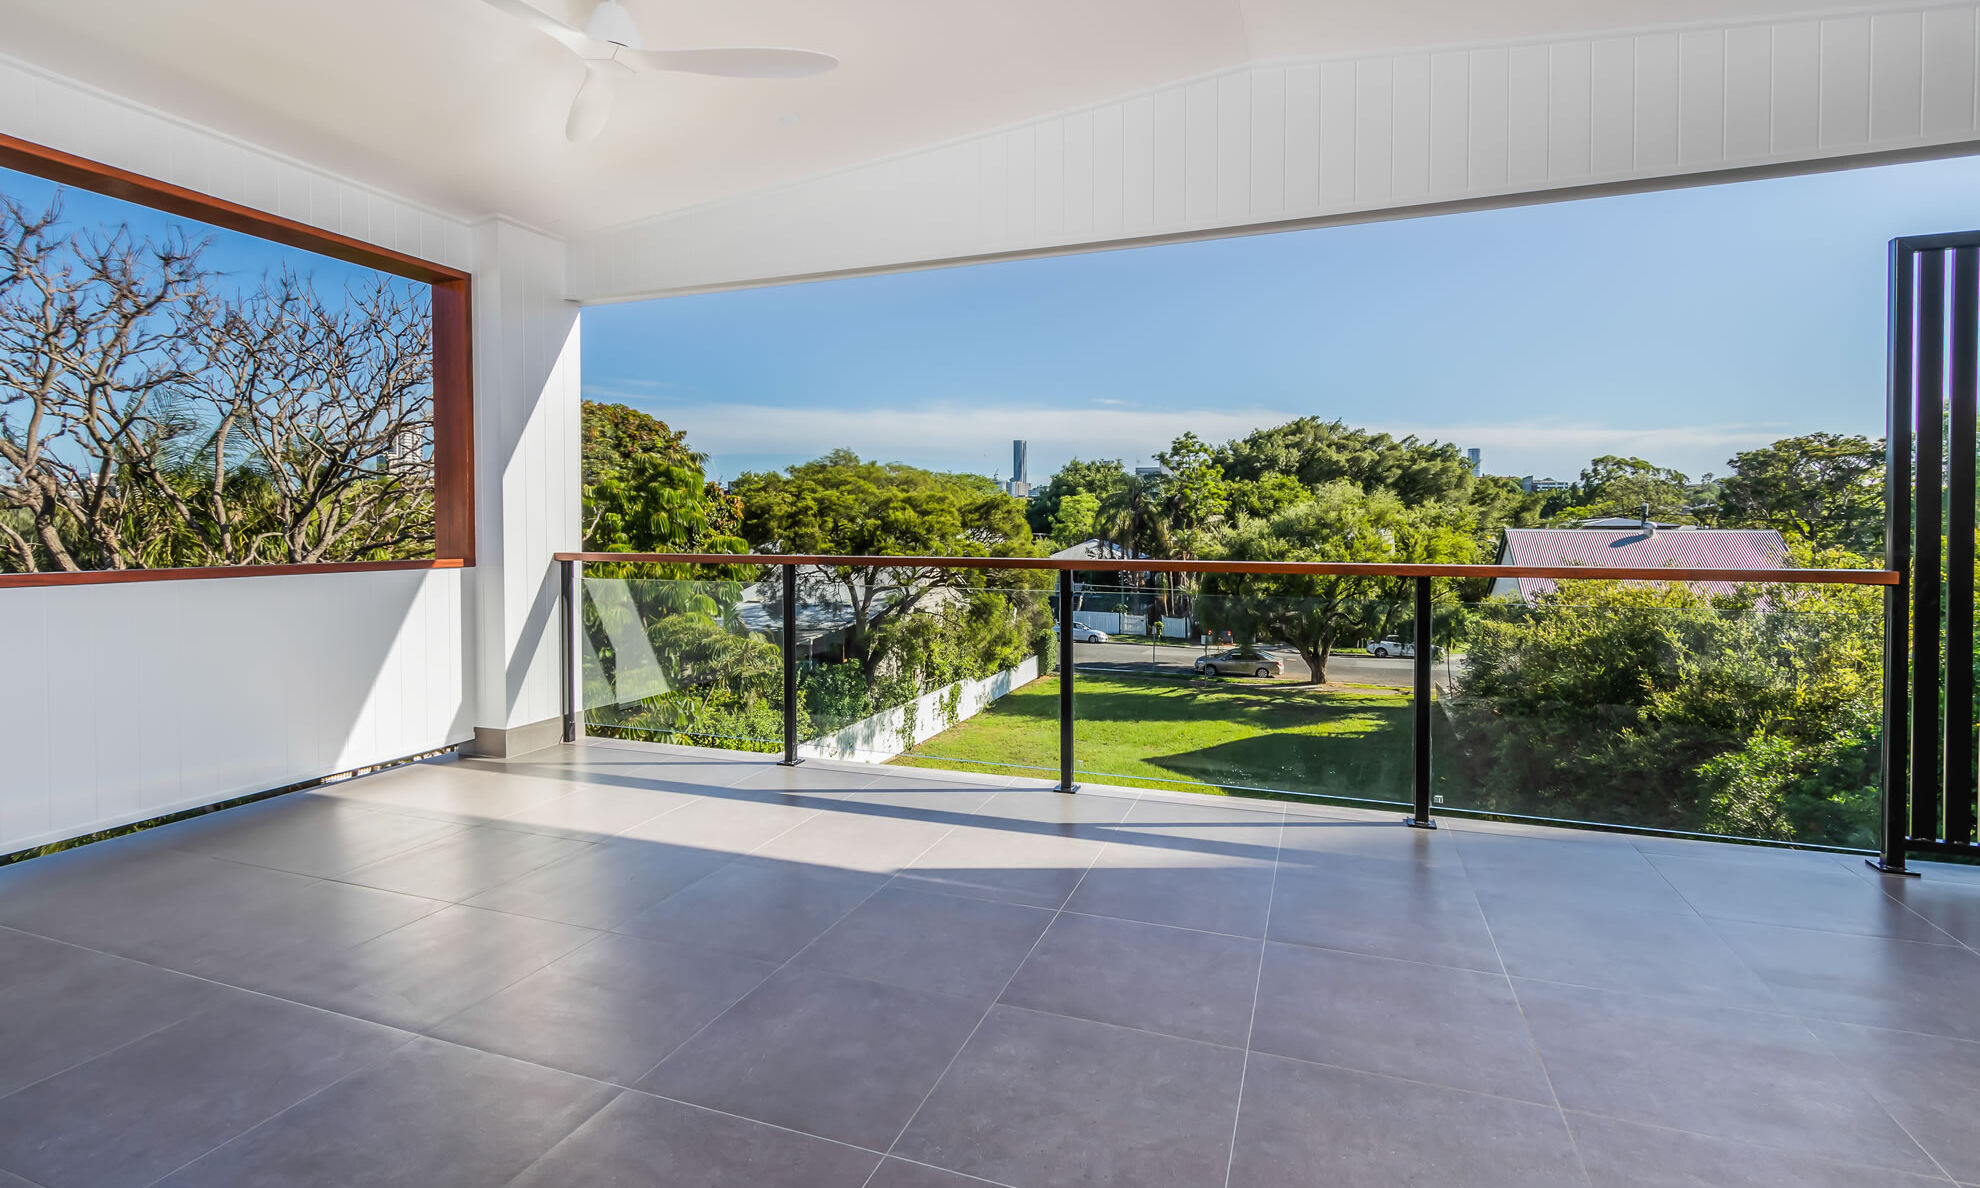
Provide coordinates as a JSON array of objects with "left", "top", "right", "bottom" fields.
[{"left": 582, "top": 0, "right": 643, "bottom": 49}]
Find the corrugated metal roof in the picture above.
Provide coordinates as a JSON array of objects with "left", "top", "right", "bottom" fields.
[{"left": 1496, "top": 527, "right": 1790, "bottom": 599}]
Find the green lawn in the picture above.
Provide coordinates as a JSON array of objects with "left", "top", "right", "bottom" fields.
[{"left": 891, "top": 673, "right": 1412, "bottom": 804}]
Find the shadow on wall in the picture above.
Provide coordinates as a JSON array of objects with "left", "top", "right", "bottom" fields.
[{"left": 0, "top": 568, "right": 468, "bottom": 856}]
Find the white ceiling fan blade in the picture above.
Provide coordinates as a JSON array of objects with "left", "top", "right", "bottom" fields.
[
  {"left": 565, "top": 62, "right": 617, "bottom": 142},
  {"left": 619, "top": 46, "right": 838, "bottom": 78},
  {"left": 479, "top": 0, "right": 606, "bottom": 56}
]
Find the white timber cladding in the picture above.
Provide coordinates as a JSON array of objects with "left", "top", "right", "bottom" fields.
[
  {"left": 571, "top": 2, "right": 1980, "bottom": 300},
  {"left": 0, "top": 54, "right": 493, "bottom": 854},
  {"left": 0, "top": 50, "right": 474, "bottom": 269},
  {"left": 0, "top": 570, "right": 469, "bottom": 855}
]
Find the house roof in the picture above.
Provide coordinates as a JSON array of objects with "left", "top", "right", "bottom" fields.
[
  {"left": 1047, "top": 539, "right": 1147, "bottom": 563},
  {"left": 1496, "top": 526, "right": 1790, "bottom": 600}
]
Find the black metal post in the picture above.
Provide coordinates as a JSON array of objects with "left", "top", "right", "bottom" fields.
[
  {"left": 1057, "top": 568, "right": 1078, "bottom": 794},
  {"left": 561, "top": 558, "right": 581, "bottom": 744},
  {"left": 1948, "top": 247, "right": 1978, "bottom": 846},
  {"left": 1405, "top": 574, "right": 1436, "bottom": 829},
  {"left": 1915, "top": 249, "right": 1948, "bottom": 843},
  {"left": 1876, "top": 242, "right": 1917, "bottom": 875},
  {"left": 780, "top": 561, "right": 803, "bottom": 767}
]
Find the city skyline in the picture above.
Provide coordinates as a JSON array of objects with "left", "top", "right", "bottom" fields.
[{"left": 582, "top": 152, "right": 1980, "bottom": 487}]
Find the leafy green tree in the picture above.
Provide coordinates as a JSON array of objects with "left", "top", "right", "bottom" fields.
[
  {"left": 1153, "top": 431, "right": 1229, "bottom": 551},
  {"left": 581, "top": 401, "right": 743, "bottom": 562},
  {"left": 1215, "top": 417, "right": 1474, "bottom": 506},
  {"left": 1717, "top": 433, "right": 1884, "bottom": 554},
  {"left": 1226, "top": 473, "right": 1309, "bottom": 521},
  {"left": 1444, "top": 578, "right": 1882, "bottom": 844},
  {"left": 1026, "top": 457, "right": 1128, "bottom": 537},
  {"left": 1048, "top": 491, "right": 1101, "bottom": 547},
  {"left": 730, "top": 450, "right": 1043, "bottom": 687},
  {"left": 1553, "top": 455, "right": 1695, "bottom": 522},
  {"left": 1199, "top": 481, "right": 1477, "bottom": 683}
]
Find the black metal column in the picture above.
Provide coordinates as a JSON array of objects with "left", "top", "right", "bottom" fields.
[
  {"left": 1948, "top": 247, "right": 1978, "bottom": 845},
  {"left": 1056, "top": 567, "right": 1078, "bottom": 794},
  {"left": 1405, "top": 575, "right": 1436, "bottom": 829},
  {"left": 1915, "top": 249, "right": 1948, "bottom": 843},
  {"left": 1876, "top": 243, "right": 1916, "bottom": 874},
  {"left": 561, "top": 559, "right": 582, "bottom": 744},
  {"left": 780, "top": 562, "right": 803, "bottom": 767}
]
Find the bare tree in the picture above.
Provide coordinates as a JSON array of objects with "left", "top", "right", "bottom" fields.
[{"left": 0, "top": 190, "right": 436, "bottom": 572}]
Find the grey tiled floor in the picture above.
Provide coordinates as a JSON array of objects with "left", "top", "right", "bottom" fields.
[{"left": 4, "top": 741, "right": 1980, "bottom": 1186}]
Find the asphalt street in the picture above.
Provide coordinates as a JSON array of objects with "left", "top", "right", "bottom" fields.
[{"left": 1070, "top": 640, "right": 1436, "bottom": 689}]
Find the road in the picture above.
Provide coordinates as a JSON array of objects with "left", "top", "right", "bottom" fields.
[{"left": 1070, "top": 640, "right": 1444, "bottom": 690}]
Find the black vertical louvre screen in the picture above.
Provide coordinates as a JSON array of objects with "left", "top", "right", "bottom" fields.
[{"left": 1884, "top": 233, "right": 1980, "bottom": 869}]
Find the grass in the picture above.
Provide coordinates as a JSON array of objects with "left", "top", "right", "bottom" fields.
[{"left": 891, "top": 672, "right": 1413, "bottom": 806}]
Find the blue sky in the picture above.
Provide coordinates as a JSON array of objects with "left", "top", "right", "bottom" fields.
[
  {"left": 584, "top": 153, "right": 1980, "bottom": 487},
  {"left": 0, "top": 165, "right": 399, "bottom": 298}
]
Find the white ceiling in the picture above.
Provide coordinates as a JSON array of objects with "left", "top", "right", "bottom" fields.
[{"left": 0, "top": 0, "right": 1903, "bottom": 235}]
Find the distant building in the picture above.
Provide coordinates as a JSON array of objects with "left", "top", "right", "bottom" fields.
[
  {"left": 1490, "top": 519, "right": 1789, "bottom": 601},
  {"left": 1134, "top": 465, "right": 1164, "bottom": 480},
  {"left": 1465, "top": 447, "right": 1481, "bottom": 476},
  {"left": 1520, "top": 475, "right": 1571, "bottom": 493},
  {"left": 1006, "top": 439, "right": 1031, "bottom": 498}
]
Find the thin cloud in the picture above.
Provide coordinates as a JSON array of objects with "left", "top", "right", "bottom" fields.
[{"left": 617, "top": 398, "right": 1791, "bottom": 480}]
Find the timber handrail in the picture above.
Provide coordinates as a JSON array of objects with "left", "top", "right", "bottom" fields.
[{"left": 552, "top": 551, "right": 1899, "bottom": 586}]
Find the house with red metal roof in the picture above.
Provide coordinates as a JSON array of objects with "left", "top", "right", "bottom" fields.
[{"left": 1490, "top": 519, "right": 1791, "bottom": 600}]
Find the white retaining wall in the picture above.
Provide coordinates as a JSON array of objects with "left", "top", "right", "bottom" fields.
[{"left": 796, "top": 657, "right": 1042, "bottom": 764}]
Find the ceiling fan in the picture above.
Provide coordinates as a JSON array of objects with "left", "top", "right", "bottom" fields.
[{"left": 480, "top": 0, "right": 837, "bottom": 142}]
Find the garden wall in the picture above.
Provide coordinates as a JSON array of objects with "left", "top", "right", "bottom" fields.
[{"left": 796, "top": 657, "right": 1042, "bottom": 764}]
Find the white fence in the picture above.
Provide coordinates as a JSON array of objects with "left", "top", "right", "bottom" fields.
[
  {"left": 796, "top": 656, "right": 1042, "bottom": 764},
  {"left": 1070, "top": 611, "right": 1194, "bottom": 640}
]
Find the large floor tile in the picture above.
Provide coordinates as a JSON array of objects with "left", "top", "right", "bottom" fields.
[
  {"left": 1267, "top": 862, "right": 1502, "bottom": 973},
  {"left": 427, "top": 932, "right": 776, "bottom": 1084},
  {"left": 1810, "top": 1018, "right": 1980, "bottom": 1183},
  {"left": 153, "top": 1037, "right": 615, "bottom": 1188},
  {"left": 641, "top": 966, "right": 983, "bottom": 1149},
  {"left": 310, "top": 762, "right": 571, "bottom": 825},
  {"left": 1275, "top": 813, "right": 1459, "bottom": 876},
  {"left": 334, "top": 825, "right": 596, "bottom": 902},
  {"left": 1250, "top": 942, "right": 1554, "bottom": 1103},
  {"left": 794, "top": 886, "right": 1053, "bottom": 1003},
  {"left": 866, "top": 1157, "right": 1007, "bottom": 1187},
  {"left": 265, "top": 903, "right": 598, "bottom": 1031},
  {"left": 1880, "top": 874, "right": 1980, "bottom": 947},
  {"left": 0, "top": 929, "right": 243, "bottom": 1098},
  {"left": 1063, "top": 845, "right": 1276, "bottom": 936},
  {"left": 165, "top": 795, "right": 463, "bottom": 878},
  {"left": 1479, "top": 897, "right": 1779, "bottom": 1007},
  {"left": 894, "top": 1006, "right": 1245, "bottom": 1188},
  {"left": 1104, "top": 798, "right": 1284, "bottom": 861},
  {"left": 0, "top": 995, "right": 408, "bottom": 1188},
  {"left": 1712, "top": 918, "right": 1980, "bottom": 1040},
  {"left": 1568, "top": 1112, "right": 1956, "bottom": 1188},
  {"left": 1001, "top": 912, "right": 1260, "bottom": 1046},
  {"left": 1515, "top": 980, "right": 1937, "bottom": 1174},
  {"left": 748, "top": 808, "right": 955, "bottom": 874},
  {"left": 614, "top": 857, "right": 881, "bottom": 962},
  {"left": 1651, "top": 855, "right": 1950, "bottom": 941},
  {"left": 614, "top": 794, "right": 819, "bottom": 854},
  {"left": 898, "top": 823, "right": 1103, "bottom": 908},
  {"left": 1454, "top": 829, "right": 1693, "bottom": 912},
  {"left": 1227, "top": 1054, "right": 1585, "bottom": 1188},
  {"left": 970, "top": 788, "right": 1138, "bottom": 838},
  {"left": 485, "top": 782, "right": 704, "bottom": 840},
  {"left": 462, "top": 839, "right": 730, "bottom": 931},
  {"left": 510, "top": 1090, "right": 878, "bottom": 1187}
]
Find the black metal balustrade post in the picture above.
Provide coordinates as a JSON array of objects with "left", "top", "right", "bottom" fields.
[
  {"left": 1057, "top": 568, "right": 1078, "bottom": 793},
  {"left": 1876, "top": 242, "right": 1916, "bottom": 874},
  {"left": 780, "top": 561, "right": 803, "bottom": 767},
  {"left": 561, "top": 558, "right": 582, "bottom": 744},
  {"left": 1946, "top": 246, "right": 1978, "bottom": 847},
  {"left": 1405, "top": 574, "right": 1436, "bottom": 828}
]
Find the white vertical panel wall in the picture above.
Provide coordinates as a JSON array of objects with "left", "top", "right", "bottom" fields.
[
  {"left": 571, "top": 0, "right": 1980, "bottom": 299},
  {"left": 0, "top": 55, "right": 498, "bottom": 854}
]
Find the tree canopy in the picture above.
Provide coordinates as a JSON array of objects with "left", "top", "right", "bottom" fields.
[
  {"left": 580, "top": 401, "right": 742, "bottom": 558},
  {"left": 1214, "top": 417, "right": 1475, "bottom": 506},
  {"left": 1717, "top": 432, "right": 1884, "bottom": 553}
]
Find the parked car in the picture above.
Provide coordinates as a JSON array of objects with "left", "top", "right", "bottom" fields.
[
  {"left": 1195, "top": 649, "right": 1284, "bottom": 678},
  {"left": 1052, "top": 621, "right": 1110, "bottom": 643},
  {"left": 1364, "top": 638, "right": 1443, "bottom": 659}
]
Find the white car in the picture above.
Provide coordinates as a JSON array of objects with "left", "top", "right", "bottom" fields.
[
  {"left": 1195, "top": 650, "right": 1284, "bottom": 678},
  {"left": 1055, "top": 621, "right": 1109, "bottom": 643},
  {"left": 1365, "top": 638, "right": 1442, "bottom": 659}
]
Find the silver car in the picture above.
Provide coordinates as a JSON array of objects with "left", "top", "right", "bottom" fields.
[{"left": 1195, "top": 650, "right": 1284, "bottom": 678}]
